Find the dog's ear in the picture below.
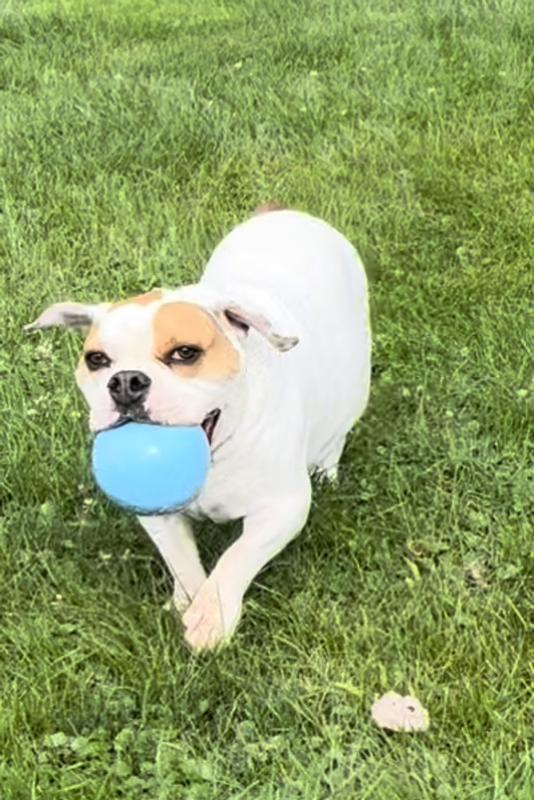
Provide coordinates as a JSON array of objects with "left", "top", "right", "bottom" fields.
[
  {"left": 220, "top": 304, "right": 299, "bottom": 352},
  {"left": 23, "top": 302, "right": 109, "bottom": 332}
]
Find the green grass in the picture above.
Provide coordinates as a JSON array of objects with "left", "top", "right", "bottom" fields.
[{"left": 1, "top": 0, "right": 533, "bottom": 796}]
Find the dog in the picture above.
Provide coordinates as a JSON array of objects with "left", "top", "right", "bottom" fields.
[{"left": 25, "top": 207, "right": 371, "bottom": 651}]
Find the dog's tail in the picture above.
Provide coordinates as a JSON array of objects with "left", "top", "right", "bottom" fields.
[{"left": 252, "top": 202, "right": 286, "bottom": 216}]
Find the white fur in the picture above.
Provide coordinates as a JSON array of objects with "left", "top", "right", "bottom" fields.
[
  {"left": 27, "top": 210, "right": 371, "bottom": 651},
  {"left": 143, "top": 210, "right": 371, "bottom": 650}
]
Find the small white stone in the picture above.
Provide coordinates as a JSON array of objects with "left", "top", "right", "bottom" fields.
[{"left": 371, "top": 691, "right": 429, "bottom": 732}]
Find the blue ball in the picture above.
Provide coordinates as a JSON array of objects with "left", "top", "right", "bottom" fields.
[{"left": 91, "top": 422, "right": 210, "bottom": 515}]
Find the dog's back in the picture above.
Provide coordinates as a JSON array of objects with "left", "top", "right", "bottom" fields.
[{"left": 201, "top": 209, "right": 371, "bottom": 470}]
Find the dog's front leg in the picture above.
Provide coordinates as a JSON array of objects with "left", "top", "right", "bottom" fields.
[
  {"left": 183, "top": 478, "right": 312, "bottom": 652},
  {"left": 139, "top": 514, "right": 206, "bottom": 613}
]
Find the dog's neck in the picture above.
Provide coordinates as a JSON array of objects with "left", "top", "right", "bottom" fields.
[{"left": 208, "top": 331, "right": 285, "bottom": 464}]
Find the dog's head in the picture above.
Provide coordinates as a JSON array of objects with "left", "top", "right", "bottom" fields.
[{"left": 25, "top": 288, "right": 298, "bottom": 441}]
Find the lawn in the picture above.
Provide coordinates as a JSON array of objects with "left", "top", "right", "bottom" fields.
[{"left": 0, "top": 0, "right": 532, "bottom": 797}]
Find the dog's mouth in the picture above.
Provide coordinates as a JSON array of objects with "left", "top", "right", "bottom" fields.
[
  {"left": 201, "top": 409, "right": 221, "bottom": 445},
  {"left": 108, "top": 408, "right": 150, "bottom": 430},
  {"left": 105, "top": 408, "right": 221, "bottom": 445},
  {"left": 117, "top": 408, "right": 150, "bottom": 424}
]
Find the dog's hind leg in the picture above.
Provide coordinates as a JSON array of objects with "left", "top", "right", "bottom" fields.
[{"left": 314, "top": 433, "right": 348, "bottom": 484}]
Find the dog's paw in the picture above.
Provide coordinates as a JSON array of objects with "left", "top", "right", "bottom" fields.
[
  {"left": 162, "top": 590, "right": 191, "bottom": 616},
  {"left": 174, "top": 594, "right": 192, "bottom": 615},
  {"left": 182, "top": 579, "right": 241, "bottom": 653},
  {"left": 324, "top": 465, "right": 339, "bottom": 483}
]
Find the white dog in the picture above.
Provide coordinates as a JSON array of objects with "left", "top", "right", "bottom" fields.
[{"left": 26, "top": 207, "right": 371, "bottom": 651}]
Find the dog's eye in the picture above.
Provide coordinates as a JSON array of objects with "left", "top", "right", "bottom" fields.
[
  {"left": 85, "top": 351, "right": 111, "bottom": 371},
  {"left": 166, "top": 346, "right": 202, "bottom": 365}
]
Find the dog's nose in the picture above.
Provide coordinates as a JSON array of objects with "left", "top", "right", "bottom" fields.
[{"left": 107, "top": 370, "right": 151, "bottom": 408}]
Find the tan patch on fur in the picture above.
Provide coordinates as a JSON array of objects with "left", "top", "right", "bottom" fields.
[
  {"left": 252, "top": 202, "right": 285, "bottom": 215},
  {"left": 111, "top": 290, "right": 163, "bottom": 310},
  {"left": 153, "top": 302, "right": 240, "bottom": 380},
  {"left": 76, "top": 325, "right": 103, "bottom": 376},
  {"left": 83, "top": 325, "right": 102, "bottom": 354}
]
